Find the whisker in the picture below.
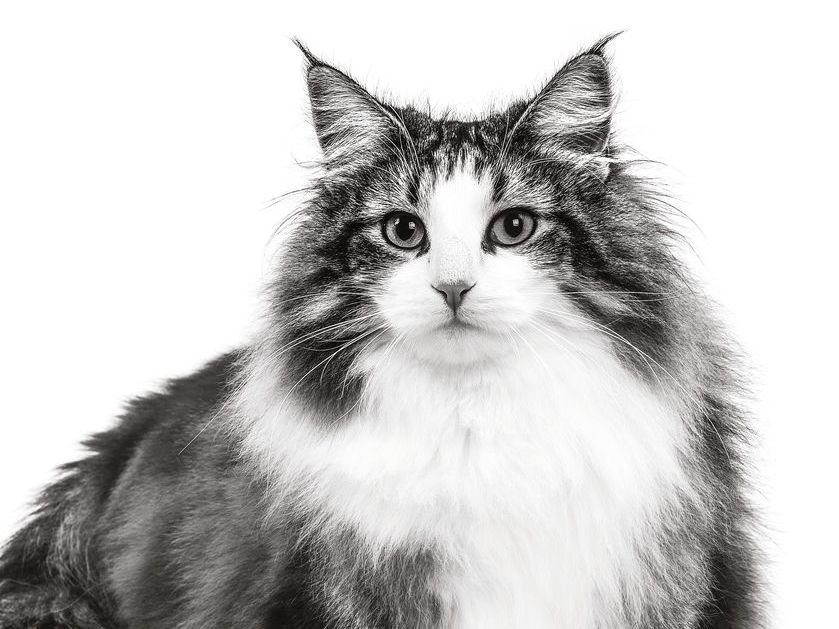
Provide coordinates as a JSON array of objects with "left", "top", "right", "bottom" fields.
[
  {"left": 357, "top": 331, "right": 405, "bottom": 408},
  {"left": 521, "top": 288, "right": 673, "bottom": 299},
  {"left": 270, "top": 290, "right": 372, "bottom": 309},
  {"left": 510, "top": 326, "right": 564, "bottom": 398},
  {"left": 318, "top": 326, "right": 388, "bottom": 386},
  {"left": 535, "top": 306, "right": 732, "bottom": 464},
  {"left": 536, "top": 306, "right": 669, "bottom": 390},
  {"left": 263, "top": 185, "right": 314, "bottom": 211},
  {"left": 273, "top": 328, "right": 390, "bottom": 417},
  {"left": 336, "top": 327, "right": 391, "bottom": 398},
  {"left": 336, "top": 330, "right": 406, "bottom": 422},
  {"left": 270, "top": 313, "right": 384, "bottom": 358},
  {"left": 527, "top": 319, "right": 624, "bottom": 391}
]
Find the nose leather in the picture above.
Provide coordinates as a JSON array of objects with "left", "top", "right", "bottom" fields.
[{"left": 433, "top": 281, "right": 474, "bottom": 310}]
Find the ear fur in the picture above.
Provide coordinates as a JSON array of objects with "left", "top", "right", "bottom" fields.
[
  {"left": 294, "top": 40, "right": 409, "bottom": 170},
  {"left": 509, "top": 35, "right": 619, "bottom": 166}
]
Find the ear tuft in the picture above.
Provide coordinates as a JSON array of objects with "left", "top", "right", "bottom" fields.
[
  {"left": 583, "top": 31, "right": 624, "bottom": 57},
  {"left": 295, "top": 41, "right": 403, "bottom": 170},
  {"left": 292, "top": 38, "right": 323, "bottom": 70}
]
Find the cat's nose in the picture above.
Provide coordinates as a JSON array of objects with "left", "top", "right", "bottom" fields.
[
  {"left": 429, "top": 235, "right": 476, "bottom": 311},
  {"left": 432, "top": 281, "right": 475, "bottom": 311}
]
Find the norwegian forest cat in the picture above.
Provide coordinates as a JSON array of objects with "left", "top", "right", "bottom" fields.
[{"left": 0, "top": 37, "right": 761, "bottom": 628}]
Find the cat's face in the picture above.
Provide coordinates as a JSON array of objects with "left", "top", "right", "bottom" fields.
[
  {"left": 271, "top": 40, "right": 678, "bottom": 413},
  {"left": 377, "top": 157, "right": 564, "bottom": 364}
]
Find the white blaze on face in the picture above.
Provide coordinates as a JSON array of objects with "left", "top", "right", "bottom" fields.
[
  {"left": 425, "top": 167, "right": 491, "bottom": 289},
  {"left": 430, "top": 234, "right": 473, "bottom": 288}
]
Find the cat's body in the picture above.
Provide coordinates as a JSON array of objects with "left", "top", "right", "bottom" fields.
[{"left": 0, "top": 39, "right": 761, "bottom": 628}]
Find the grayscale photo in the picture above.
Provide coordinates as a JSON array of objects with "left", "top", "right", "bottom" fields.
[{"left": 0, "top": 3, "right": 835, "bottom": 628}]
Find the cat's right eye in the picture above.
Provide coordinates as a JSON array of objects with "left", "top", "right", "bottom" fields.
[{"left": 382, "top": 212, "right": 426, "bottom": 250}]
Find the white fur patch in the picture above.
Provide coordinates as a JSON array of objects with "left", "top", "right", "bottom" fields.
[{"left": 239, "top": 322, "right": 695, "bottom": 628}]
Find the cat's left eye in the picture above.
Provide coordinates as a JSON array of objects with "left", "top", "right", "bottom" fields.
[
  {"left": 382, "top": 212, "right": 426, "bottom": 250},
  {"left": 488, "top": 208, "right": 537, "bottom": 247}
]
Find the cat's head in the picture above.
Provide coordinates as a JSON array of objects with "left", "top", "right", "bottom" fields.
[{"left": 267, "top": 38, "right": 682, "bottom": 414}]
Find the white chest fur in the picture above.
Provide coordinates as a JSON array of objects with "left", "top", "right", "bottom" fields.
[{"left": 241, "top": 328, "right": 695, "bottom": 629}]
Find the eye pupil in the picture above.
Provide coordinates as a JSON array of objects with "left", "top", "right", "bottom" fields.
[
  {"left": 395, "top": 217, "right": 416, "bottom": 242},
  {"left": 504, "top": 214, "right": 524, "bottom": 237}
]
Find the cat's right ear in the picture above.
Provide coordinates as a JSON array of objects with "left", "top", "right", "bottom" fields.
[{"left": 296, "top": 41, "right": 407, "bottom": 170}]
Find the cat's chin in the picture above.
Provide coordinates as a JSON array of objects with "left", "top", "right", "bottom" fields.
[{"left": 400, "top": 322, "right": 515, "bottom": 366}]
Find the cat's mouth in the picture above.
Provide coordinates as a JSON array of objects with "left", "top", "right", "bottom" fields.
[{"left": 438, "top": 316, "right": 479, "bottom": 331}]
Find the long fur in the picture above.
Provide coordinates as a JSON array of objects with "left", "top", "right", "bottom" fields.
[{"left": 0, "top": 39, "right": 762, "bottom": 628}]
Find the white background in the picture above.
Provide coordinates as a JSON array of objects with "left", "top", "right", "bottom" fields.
[{"left": 0, "top": 2, "right": 836, "bottom": 626}]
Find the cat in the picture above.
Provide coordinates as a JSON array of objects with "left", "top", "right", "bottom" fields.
[{"left": 0, "top": 36, "right": 762, "bottom": 628}]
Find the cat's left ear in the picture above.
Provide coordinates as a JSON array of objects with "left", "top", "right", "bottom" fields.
[
  {"left": 296, "top": 41, "right": 409, "bottom": 170},
  {"left": 509, "top": 36, "right": 617, "bottom": 166}
]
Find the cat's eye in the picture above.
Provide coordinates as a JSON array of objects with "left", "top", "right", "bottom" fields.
[
  {"left": 382, "top": 212, "right": 426, "bottom": 250},
  {"left": 488, "top": 208, "right": 537, "bottom": 247}
]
